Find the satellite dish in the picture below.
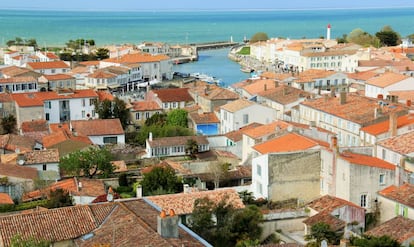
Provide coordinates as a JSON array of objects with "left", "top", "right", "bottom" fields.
[{"left": 17, "top": 159, "right": 24, "bottom": 165}]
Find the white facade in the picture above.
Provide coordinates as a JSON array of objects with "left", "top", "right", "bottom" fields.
[
  {"left": 220, "top": 103, "right": 277, "bottom": 134},
  {"left": 44, "top": 96, "right": 97, "bottom": 123},
  {"left": 88, "top": 134, "right": 125, "bottom": 145},
  {"left": 365, "top": 77, "right": 414, "bottom": 99},
  {"left": 377, "top": 191, "right": 414, "bottom": 224},
  {"left": 251, "top": 153, "right": 269, "bottom": 199}
]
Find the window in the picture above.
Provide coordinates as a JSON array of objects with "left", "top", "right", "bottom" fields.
[
  {"left": 360, "top": 193, "right": 369, "bottom": 208},
  {"left": 145, "top": 112, "right": 150, "bottom": 119},
  {"left": 136, "top": 112, "right": 140, "bottom": 120},
  {"left": 243, "top": 114, "right": 249, "bottom": 124},
  {"left": 382, "top": 149, "right": 386, "bottom": 160},
  {"left": 396, "top": 204, "right": 408, "bottom": 217},
  {"left": 42, "top": 164, "right": 47, "bottom": 171},
  {"left": 44, "top": 101, "right": 51, "bottom": 109},
  {"left": 257, "top": 165, "right": 262, "bottom": 176},
  {"left": 103, "top": 136, "right": 118, "bottom": 144},
  {"left": 257, "top": 182, "right": 263, "bottom": 195},
  {"left": 82, "top": 99, "right": 86, "bottom": 107},
  {"left": 379, "top": 174, "right": 385, "bottom": 185},
  {"left": 45, "top": 113, "right": 50, "bottom": 121},
  {"left": 82, "top": 111, "right": 85, "bottom": 118}
]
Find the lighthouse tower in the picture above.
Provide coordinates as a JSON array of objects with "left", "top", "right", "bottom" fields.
[{"left": 327, "top": 24, "right": 331, "bottom": 40}]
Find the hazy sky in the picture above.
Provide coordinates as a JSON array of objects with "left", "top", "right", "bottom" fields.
[{"left": 2, "top": 0, "right": 414, "bottom": 11}]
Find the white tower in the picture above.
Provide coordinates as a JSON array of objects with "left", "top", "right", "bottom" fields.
[{"left": 327, "top": 24, "right": 331, "bottom": 40}]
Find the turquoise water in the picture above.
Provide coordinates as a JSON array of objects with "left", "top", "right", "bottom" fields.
[
  {"left": 1, "top": 8, "right": 413, "bottom": 86},
  {"left": 1, "top": 8, "right": 413, "bottom": 46}
]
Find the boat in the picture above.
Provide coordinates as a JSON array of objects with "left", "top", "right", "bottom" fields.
[
  {"left": 190, "top": 72, "right": 221, "bottom": 85},
  {"left": 240, "top": 66, "right": 253, "bottom": 73}
]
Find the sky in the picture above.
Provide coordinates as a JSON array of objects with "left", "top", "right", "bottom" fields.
[{"left": 2, "top": 0, "right": 414, "bottom": 11}]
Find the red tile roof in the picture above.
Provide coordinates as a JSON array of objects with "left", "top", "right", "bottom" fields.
[
  {"left": 365, "top": 72, "right": 408, "bottom": 88},
  {"left": 146, "top": 188, "right": 244, "bottom": 215},
  {"left": 71, "top": 118, "right": 124, "bottom": 136},
  {"left": 23, "top": 149, "right": 60, "bottom": 164},
  {"left": 377, "top": 131, "right": 414, "bottom": 155},
  {"left": 347, "top": 70, "right": 379, "bottom": 81},
  {"left": 252, "top": 132, "right": 319, "bottom": 154},
  {"left": 339, "top": 152, "right": 395, "bottom": 170},
  {"left": 131, "top": 100, "right": 162, "bottom": 111},
  {"left": 378, "top": 183, "right": 414, "bottom": 208},
  {"left": 42, "top": 74, "right": 74, "bottom": 81},
  {"left": 189, "top": 112, "right": 220, "bottom": 124},
  {"left": 96, "top": 90, "right": 114, "bottom": 101},
  {"left": 243, "top": 121, "right": 289, "bottom": 139},
  {"left": 152, "top": 88, "right": 193, "bottom": 103},
  {"left": 26, "top": 60, "right": 69, "bottom": 70},
  {"left": 0, "top": 193, "right": 14, "bottom": 205},
  {"left": 0, "top": 76, "right": 37, "bottom": 84},
  {"left": 220, "top": 98, "right": 255, "bottom": 113},
  {"left": 0, "top": 163, "right": 38, "bottom": 180},
  {"left": 257, "top": 85, "right": 311, "bottom": 105},
  {"left": 301, "top": 93, "right": 407, "bottom": 125},
  {"left": 21, "top": 119, "right": 49, "bottom": 132},
  {"left": 306, "top": 194, "right": 363, "bottom": 212},
  {"left": 224, "top": 122, "right": 263, "bottom": 142},
  {"left": 11, "top": 89, "right": 98, "bottom": 107},
  {"left": 365, "top": 216, "right": 414, "bottom": 244},
  {"left": 361, "top": 113, "right": 414, "bottom": 135}
]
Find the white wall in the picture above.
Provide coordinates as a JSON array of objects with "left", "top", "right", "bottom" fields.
[{"left": 252, "top": 154, "right": 269, "bottom": 199}]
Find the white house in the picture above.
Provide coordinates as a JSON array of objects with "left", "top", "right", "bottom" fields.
[
  {"left": 377, "top": 183, "right": 414, "bottom": 224},
  {"left": 70, "top": 118, "right": 125, "bottom": 145},
  {"left": 365, "top": 72, "right": 414, "bottom": 99},
  {"left": 21, "top": 149, "right": 60, "bottom": 180},
  {"left": 145, "top": 135, "right": 209, "bottom": 158},
  {"left": 0, "top": 76, "right": 38, "bottom": 93},
  {"left": 219, "top": 98, "right": 277, "bottom": 134},
  {"left": 26, "top": 61, "right": 70, "bottom": 75},
  {"left": 375, "top": 131, "right": 414, "bottom": 171}
]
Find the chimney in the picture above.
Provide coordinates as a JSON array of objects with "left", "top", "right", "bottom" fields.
[
  {"left": 136, "top": 185, "right": 142, "bottom": 198},
  {"left": 157, "top": 209, "right": 179, "bottom": 238},
  {"left": 264, "top": 83, "right": 267, "bottom": 91},
  {"left": 274, "top": 80, "right": 279, "bottom": 87},
  {"left": 389, "top": 112, "right": 398, "bottom": 137},
  {"left": 377, "top": 94, "right": 383, "bottom": 100},
  {"left": 330, "top": 135, "right": 338, "bottom": 153},
  {"left": 407, "top": 99, "right": 412, "bottom": 107},
  {"left": 149, "top": 132, "right": 153, "bottom": 142},
  {"left": 330, "top": 87, "right": 336, "bottom": 98},
  {"left": 340, "top": 91, "right": 346, "bottom": 105},
  {"left": 183, "top": 184, "right": 190, "bottom": 193}
]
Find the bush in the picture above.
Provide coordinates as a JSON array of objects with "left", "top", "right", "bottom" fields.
[
  {"left": 118, "top": 173, "right": 129, "bottom": 187},
  {"left": 115, "top": 186, "right": 133, "bottom": 193}
]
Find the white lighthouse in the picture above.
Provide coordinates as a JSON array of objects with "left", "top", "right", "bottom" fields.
[{"left": 327, "top": 24, "right": 331, "bottom": 40}]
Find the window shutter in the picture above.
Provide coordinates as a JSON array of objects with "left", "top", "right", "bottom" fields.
[
  {"left": 404, "top": 206, "right": 408, "bottom": 217},
  {"left": 395, "top": 203, "right": 400, "bottom": 216}
]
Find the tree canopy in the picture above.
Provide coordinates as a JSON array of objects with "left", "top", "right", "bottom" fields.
[
  {"left": 189, "top": 197, "right": 263, "bottom": 247},
  {"left": 140, "top": 166, "right": 182, "bottom": 196},
  {"left": 347, "top": 28, "right": 379, "bottom": 47},
  {"left": 376, "top": 26, "right": 401, "bottom": 47},
  {"left": 250, "top": 32, "right": 269, "bottom": 43},
  {"left": 10, "top": 234, "right": 50, "bottom": 247},
  {"left": 1, "top": 115, "right": 17, "bottom": 134},
  {"left": 305, "top": 222, "right": 342, "bottom": 246},
  {"left": 166, "top": 109, "right": 188, "bottom": 127},
  {"left": 6, "top": 37, "right": 37, "bottom": 48},
  {"left": 59, "top": 147, "right": 113, "bottom": 178},
  {"left": 95, "top": 98, "right": 130, "bottom": 129},
  {"left": 46, "top": 188, "right": 73, "bottom": 209},
  {"left": 350, "top": 235, "right": 401, "bottom": 247}
]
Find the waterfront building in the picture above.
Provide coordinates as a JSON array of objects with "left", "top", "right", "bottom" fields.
[
  {"left": 26, "top": 60, "right": 70, "bottom": 75},
  {"left": 364, "top": 72, "right": 414, "bottom": 99},
  {"left": 85, "top": 64, "right": 141, "bottom": 90}
]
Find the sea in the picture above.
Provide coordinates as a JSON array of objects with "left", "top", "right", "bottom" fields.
[{"left": 1, "top": 8, "right": 414, "bottom": 86}]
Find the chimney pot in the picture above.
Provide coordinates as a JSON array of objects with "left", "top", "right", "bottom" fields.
[
  {"left": 160, "top": 210, "right": 167, "bottom": 218},
  {"left": 169, "top": 209, "right": 176, "bottom": 216}
]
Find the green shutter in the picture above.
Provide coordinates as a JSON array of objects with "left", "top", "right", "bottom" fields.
[
  {"left": 395, "top": 203, "right": 400, "bottom": 216},
  {"left": 404, "top": 206, "right": 408, "bottom": 217}
]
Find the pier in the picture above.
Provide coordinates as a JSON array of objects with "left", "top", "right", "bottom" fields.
[{"left": 192, "top": 41, "right": 239, "bottom": 51}]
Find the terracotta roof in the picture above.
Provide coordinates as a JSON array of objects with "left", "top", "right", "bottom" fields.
[
  {"left": 303, "top": 211, "right": 346, "bottom": 232},
  {"left": 95, "top": 90, "right": 114, "bottom": 101},
  {"left": 43, "top": 52, "right": 59, "bottom": 60},
  {"left": 0, "top": 193, "right": 14, "bottom": 205},
  {"left": 152, "top": 88, "right": 193, "bottom": 103},
  {"left": 242, "top": 79, "right": 278, "bottom": 95},
  {"left": 220, "top": 98, "right": 255, "bottom": 113},
  {"left": 302, "top": 49, "right": 357, "bottom": 57},
  {"left": 361, "top": 113, "right": 414, "bottom": 135},
  {"left": 146, "top": 188, "right": 244, "bottom": 215},
  {"left": 365, "top": 216, "right": 414, "bottom": 244},
  {"left": 378, "top": 183, "right": 414, "bottom": 208},
  {"left": 26, "top": 61, "right": 69, "bottom": 70},
  {"left": 243, "top": 121, "right": 289, "bottom": 139},
  {"left": 87, "top": 69, "right": 117, "bottom": 79},
  {"left": 300, "top": 93, "right": 407, "bottom": 125},
  {"left": 0, "top": 134, "right": 35, "bottom": 153},
  {"left": 224, "top": 122, "right": 263, "bottom": 142},
  {"left": 189, "top": 112, "right": 220, "bottom": 124},
  {"left": 71, "top": 118, "right": 124, "bottom": 136},
  {"left": 0, "top": 93, "right": 13, "bottom": 103},
  {"left": 339, "top": 152, "right": 395, "bottom": 170},
  {"left": 79, "top": 61, "right": 100, "bottom": 66},
  {"left": 187, "top": 83, "right": 239, "bottom": 101},
  {"left": 365, "top": 72, "right": 408, "bottom": 88},
  {"left": 42, "top": 125, "right": 93, "bottom": 149},
  {"left": 102, "top": 52, "right": 170, "bottom": 64},
  {"left": 42, "top": 74, "right": 74, "bottom": 81},
  {"left": 148, "top": 135, "right": 208, "bottom": 147},
  {"left": 257, "top": 85, "right": 311, "bottom": 105},
  {"left": 131, "top": 100, "right": 162, "bottom": 111},
  {"left": 0, "top": 76, "right": 37, "bottom": 84},
  {"left": 294, "top": 69, "right": 337, "bottom": 83},
  {"left": 11, "top": 90, "right": 98, "bottom": 107},
  {"left": 306, "top": 194, "right": 362, "bottom": 212},
  {"left": 0, "top": 163, "right": 38, "bottom": 180},
  {"left": 388, "top": 90, "right": 414, "bottom": 102},
  {"left": 377, "top": 131, "right": 414, "bottom": 155},
  {"left": 347, "top": 70, "right": 379, "bottom": 81},
  {"left": 252, "top": 132, "right": 319, "bottom": 154},
  {"left": 21, "top": 120, "right": 49, "bottom": 133},
  {"left": 23, "top": 149, "right": 60, "bottom": 164},
  {"left": 23, "top": 178, "right": 106, "bottom": 202},
  {"left": 0, "top": 66, "right": 34, "bottom": 77}
]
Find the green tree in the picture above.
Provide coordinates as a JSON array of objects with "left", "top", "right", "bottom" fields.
[
  {"left": 10, "top": 234, "right": 51, "bottom": 247},
  {"left": 250, "top": 32, "right": 269, "bottom": 43},
  {"left": 1, "top": 115, "right": 17, "bottom": 134},
  {"left": 141, "top": 166, "right": 182, "bottom": 196},
  {"left": 95, "top": 98, "right": 130, "bottom": 129},
  {"left": 46, "top": 188, "right": 73, "bottom": 209},
  {"left": 135, "top": 124, "right": 194, "bottom": 146},
  {"left": 189, "top": 197, "right": 263, "bottom": 247},
  {"left": 167, "top": 109, "right": 188, "bottom": 127},
  {"left": 87, "top": 39, "right": 95, "bottom": 46},
  {"left": 347, "top": 28, "right": 379, "bottom": 47},
  {"left": 350, "top": 235, "right": 401, "bottom": 247},
  {"left": 145, "top": 112, "right": 167, "bottom": 126},
  {"left": 95, "top": 47, "right": 109, "bottom": 60},
  {"left": 59, "top": 147, "right": 113, "bottom": 178},
  {"left": 185, "top": 139, "right": 198, "bottom": 159},
  {"left": 305, "top": 222, "right": 341, "bottom": 246},
  {"left": 376, "top": 26, "right": 401, "bottom": 47}
]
